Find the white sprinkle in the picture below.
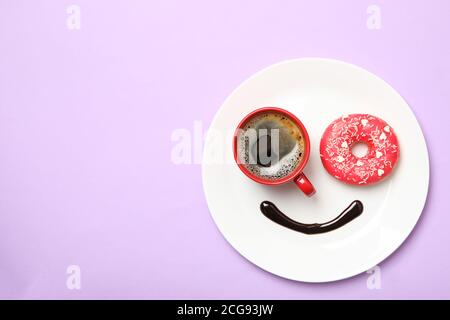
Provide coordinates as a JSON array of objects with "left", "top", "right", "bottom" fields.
[
  {"left": 361, "top": 119, "right": 368, "bottom": 126},
  {"left": 356, "top": 160, "right": 363, "bottom": 166},
  {"left": 337, "top": 156, "right": 345, "bottom": 163},
  {"left": 378, "top": 169, "right": 384, "bottom": 176},
  {"left": 376, "top": 151, "right": 382, "bottom": 158},
  {"left": 380, "top": 132, "right": 387, "bottom": 140},
  {"left": 384, "top": 126, "right": 390, "bottom": 132},
  {"left": 341, "top": 141, "right": 348, "bottom": 148}
]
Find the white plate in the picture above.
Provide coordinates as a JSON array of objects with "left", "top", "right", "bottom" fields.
[{"left": 202, "top": 58, "right": 429, "bottom": 282}]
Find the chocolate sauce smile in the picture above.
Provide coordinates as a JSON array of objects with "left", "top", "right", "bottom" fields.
[{"left": 260, "top": 200, "right": 363, "bottom": 235}]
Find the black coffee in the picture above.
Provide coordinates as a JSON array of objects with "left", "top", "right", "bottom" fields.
[{"left": 236, "top": 112, "right": 305, "bottom": 181}]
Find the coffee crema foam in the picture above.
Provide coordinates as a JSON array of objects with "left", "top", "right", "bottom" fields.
[{"left": 236, "top": 112, "right": 305, "bottom": 181}]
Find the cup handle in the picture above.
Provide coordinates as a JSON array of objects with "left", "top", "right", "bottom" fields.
[{"left": 294, "top": 173, "right": 316, "bottom": 196}]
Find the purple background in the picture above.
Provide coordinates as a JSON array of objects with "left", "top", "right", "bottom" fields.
[{"left": 0, "top": 0, "right": 448, "bottom": 299}]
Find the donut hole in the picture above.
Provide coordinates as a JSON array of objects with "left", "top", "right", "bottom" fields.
[{"left": 351, "top": 142, "right": 369, "bottom": 158}]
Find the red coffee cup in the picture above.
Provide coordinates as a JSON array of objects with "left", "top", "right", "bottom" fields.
[{"left": 233, "top": 107, "right": 315, "bottom": 196}]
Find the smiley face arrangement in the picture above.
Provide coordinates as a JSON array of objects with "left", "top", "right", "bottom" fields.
[
  {"left": 234, "top": 109, "right": 400, "bottom": 235},
  {"left": 203, "top": 58, "right": 429, "bottom": 282}
]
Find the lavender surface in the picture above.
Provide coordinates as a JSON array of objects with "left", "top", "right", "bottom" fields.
[{"left": 0, "top": 0, "right": 448, "bottom": 299}]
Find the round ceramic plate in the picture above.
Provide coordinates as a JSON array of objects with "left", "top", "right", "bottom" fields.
[{"left": 202, "top": 58, "right": 429, "bottom": 282}]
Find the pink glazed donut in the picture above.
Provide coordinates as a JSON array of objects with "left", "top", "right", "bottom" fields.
[{"left": 320, "top": 114, "right": 400, "bottom": 185}]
